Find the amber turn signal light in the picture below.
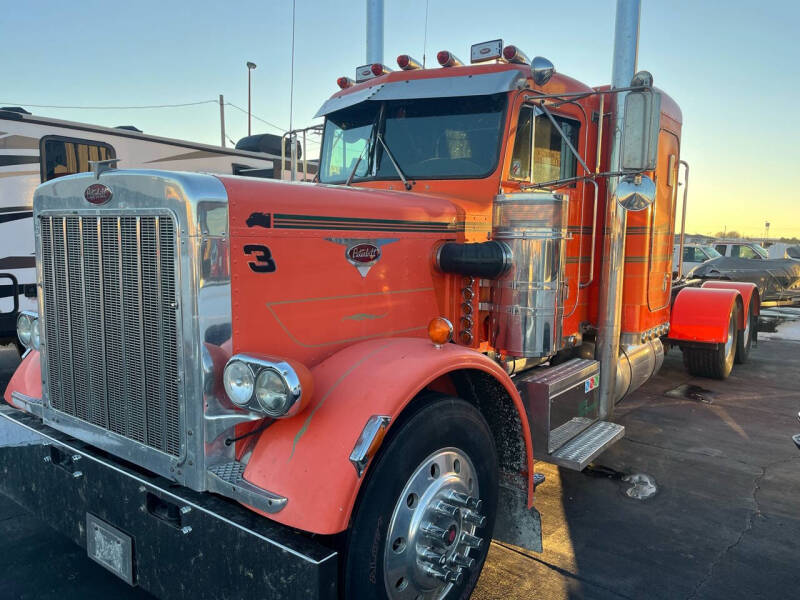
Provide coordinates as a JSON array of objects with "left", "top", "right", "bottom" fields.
[{"left": 428, "top": 317, "right": 454, "bottom": 346}]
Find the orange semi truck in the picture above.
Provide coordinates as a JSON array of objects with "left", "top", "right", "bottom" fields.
[{"left": 0, "top": 25, "right": 759, "bottom": 600}]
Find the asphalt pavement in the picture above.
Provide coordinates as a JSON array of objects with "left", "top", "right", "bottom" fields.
[{"left": 1, "top": 332, "right": 799, "bottom": 599}]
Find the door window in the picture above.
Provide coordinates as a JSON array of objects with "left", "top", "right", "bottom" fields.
[
  {"left": 507, "top": 107, "right": 580, "bottom": 183},
  {"left": 733, "top": 245, "right": 759, "bottom": 259},
  {"left": 715, "top": 245, "right": 727, "bottom": 255},
  {"left": 509, "top": 106, "right": 533, "bottom": 180}
]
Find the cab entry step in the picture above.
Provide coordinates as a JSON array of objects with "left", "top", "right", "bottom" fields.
[{"left": 547, "top": 421, "right": 625, "bottom": 471}]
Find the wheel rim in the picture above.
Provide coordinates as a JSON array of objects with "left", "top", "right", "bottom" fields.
[
  {"left": 743, "top": 313, "right": 751, "bottom": 345},
  {"left": 384, "top": 448, "right": 484, "bottom": 600},
  {"left": 724, "top": 313, "right": 736, "bottom": 366}
]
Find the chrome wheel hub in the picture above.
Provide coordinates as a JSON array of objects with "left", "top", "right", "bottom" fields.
[
  {"left": 384, "top": 448, "right": 484, "bottom": 600},
  {"left": 724, "top": 314, "right": 736, "bottom": 365}
]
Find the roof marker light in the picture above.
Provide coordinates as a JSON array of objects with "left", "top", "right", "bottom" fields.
[
  {"left": 470, "top": 39, "right": 503, "bottom": 63},
  {"left": 502, "top": 45, "right": 530, "bottom": 65},
  {"left": 370, "top": 63, "right": 392, "bottom": 77},
  {"left": 397, "top": 54, "right": 423, "bottom": 70},
  {"left": 436, "top": 51, "right": 463, "bottom": 68},
  {"left": 337, "top": 76, "right": 354, "bottom": 89}
]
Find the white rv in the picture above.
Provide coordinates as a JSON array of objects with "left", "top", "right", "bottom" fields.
[{"left": 0, "top": 107, "right": 302, "bottom": 340}]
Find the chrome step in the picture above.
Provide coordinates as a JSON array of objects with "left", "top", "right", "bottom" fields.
[{"left": 546, "top": 421, "right": 625, "bottom": 471}]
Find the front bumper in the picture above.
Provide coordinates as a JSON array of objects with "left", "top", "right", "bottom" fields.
[{"left": 0, "top": 405, "right": 338, "bottom": 599}]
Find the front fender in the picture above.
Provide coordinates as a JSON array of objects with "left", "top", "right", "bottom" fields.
[
  {"left": 669, "top": 287, "right": 741, "bottom": 343},
  {"left": 4, "top": 350, "right": 42, "bottom": 410},
  {"left": 242, "top": 337, "right": 533, "bottom": 535}
]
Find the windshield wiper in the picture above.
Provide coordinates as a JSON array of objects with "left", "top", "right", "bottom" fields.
[
  {"left": 376, "top": 133, "right": 412, "bottom": 190},
  {"left": 345, "top": 144, "right": 369, "bottom": 187}
]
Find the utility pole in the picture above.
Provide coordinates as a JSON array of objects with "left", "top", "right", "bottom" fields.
[
  {"left": 246, "top": 61, "right": 257, "bottom": 136},
  {"left": 219, "top": 94, "right": 226, "bottom": 147}
]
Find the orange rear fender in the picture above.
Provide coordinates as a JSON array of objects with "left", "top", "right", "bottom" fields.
[
  {"left": 669, "top": 287, "right": 742, "bottom": 343},
  {"left": 700, "top": 281, "right": 760, "bottom": 325},
  {"left": 3, "top": 350, "right": 42, "bottom": 410},
  {"left": 242, "top": 337, "right": 534, "bottom": 535}
]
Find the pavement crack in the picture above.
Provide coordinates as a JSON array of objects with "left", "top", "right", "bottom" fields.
[
  {"left": 492, "top": 541, "right": 638, "bottom": 600},
  {"left": 686, "top": 457, "right": 799, "bottom": 600}
]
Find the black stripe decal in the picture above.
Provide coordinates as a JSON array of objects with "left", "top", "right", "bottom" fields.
[
  {"left": 273, "top": 213, "right": 463, "bottom": 232},
  {"left": 0, "top": 155, "right": 38, "bottom": 167},
  {"left": 0, "top": 205, "right": 31, "bottom": 214},
  {"left": 0, "top": 211, "right": 32, "bottom": 224}
]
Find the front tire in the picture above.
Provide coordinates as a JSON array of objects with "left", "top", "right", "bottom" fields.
[
  {"left": 343, "top": 395, "right": 498, "bottom": 600},
  {"left": 683, "top": 303, "right": 739, "bottom": 379}
]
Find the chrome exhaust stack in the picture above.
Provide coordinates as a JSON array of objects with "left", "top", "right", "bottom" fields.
[{"left": 596, "top": 0, "right": 642, "bottom": 419}]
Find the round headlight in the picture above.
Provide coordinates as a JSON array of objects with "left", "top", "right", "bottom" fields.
[
  {"left": 255, "top": 369, "right": 291, "bottom": 416},
  {"left": 16, "top": 313, "right": 32, "bottom": 347},
  {"left": 223, "top": 360, "right": 255, "bottom": 407},
  {"left": 31, "top": 317, "right": 41, "bottom": 350}
]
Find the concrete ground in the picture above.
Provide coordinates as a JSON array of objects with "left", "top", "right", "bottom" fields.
[{"left": 1, "top": 330, "right": 799, "bottom": 599}]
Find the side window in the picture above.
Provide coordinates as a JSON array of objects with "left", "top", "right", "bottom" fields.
[
  {"left": 737, "top": 246, "right": 758, "bottom": 259},
  {"left": 509, "top": 106, "right": 533, "bottom": 180},
  {"left": 41, "top": 137, "right": 115, "bottom": 182},
  {"left": 683, "top": 246, "right": 696, "bottom": 262},
  {"left": 533, "top": 112, "right": 579, "bottom": 183},
  {"left": 715, "top": 245, "right": 727, "bottom": 255}
]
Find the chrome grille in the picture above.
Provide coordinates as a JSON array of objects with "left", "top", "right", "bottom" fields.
[{"left": 40, "top": 214, "right": 182, "bottom": 457}]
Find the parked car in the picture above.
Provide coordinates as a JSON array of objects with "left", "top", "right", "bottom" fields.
[
  {"left": 713, "top": 241, "right": 770, "bottom": 260},
  {"left": 765, "top": 242, "right": 800, "bottom": 260},
  {"left": 672, "top": 243, "right": 722, "bottom": 276}
]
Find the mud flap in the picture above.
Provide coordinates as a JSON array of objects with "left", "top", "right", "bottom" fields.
[{"left": 492, "top": 482, "right": 543, "bottom": 553}]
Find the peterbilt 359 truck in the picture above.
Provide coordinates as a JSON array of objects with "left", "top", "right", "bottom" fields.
[{"left": 1, "top": 21, "right": 759, "bottom": 600}]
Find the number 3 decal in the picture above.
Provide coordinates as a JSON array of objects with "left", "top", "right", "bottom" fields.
[{"left": 244, "top": 244, "right": 276, "bottom": 273}]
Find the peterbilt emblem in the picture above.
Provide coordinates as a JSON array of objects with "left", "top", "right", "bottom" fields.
[
  {"left": 84, "top": 183, "right": 112, "bottom": 205},
  {"left": 327, "top": 238, "right": 398, "bottom": 278},
  {"left": 348, "top": 243, "right": 380, "bottom": 264}
]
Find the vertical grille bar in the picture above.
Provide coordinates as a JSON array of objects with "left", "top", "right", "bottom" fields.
[{"left": 41, "top": 213, "right": 183, "bottom": 458}]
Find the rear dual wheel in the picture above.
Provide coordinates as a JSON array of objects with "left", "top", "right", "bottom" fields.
[
  {"left": 683, "top": 303, "right": 739, "bottom": 379},
  {"left": 343, "top": 395, "right": 498, "bottom": 600}
]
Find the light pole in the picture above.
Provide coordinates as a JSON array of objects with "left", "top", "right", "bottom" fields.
[{"left": 246, "top": 61, "right": 257, "bottom": 136}]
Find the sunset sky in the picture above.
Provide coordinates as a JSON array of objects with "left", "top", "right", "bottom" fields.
[{"left": 3, "top": 0, "right": 797, "bottom": 237}]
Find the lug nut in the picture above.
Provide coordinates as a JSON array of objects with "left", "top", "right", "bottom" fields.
[
  {"left": 461, "top": 509, "right": 486, "bottom": 527},
  {"left": 460, "top": 532, "right": 483, "bottom": 549},
  {"left": 421, "top": 523, "right": 450, "bottom": 544},
  {"left": 444, "top": 568, "right": 464, "bottom": 584},
  {"left": 433, "top": 500, "right": 460, "bottom": 518},
  {"left": 418, "top": 547, "right": 446, "bottom": 566},
  {"left": 447, "top": 490, "right": 482, "bottom": 511},
  {"left": 449, "top": 553, "right": 476, "bottom": 569}
]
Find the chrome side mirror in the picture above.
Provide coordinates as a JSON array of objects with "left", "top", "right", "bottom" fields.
[
  {"left": 620, "top": 73, "right": 661, "bottom": 172},
  {"left": 616, "top": 174, "right": 656, "bottom": 211},
  {"left": 531, "top": 56, "right": 555, "bottom": 86}
]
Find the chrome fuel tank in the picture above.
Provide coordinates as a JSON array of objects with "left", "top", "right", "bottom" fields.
[{"left": 490, "top": 192, "right": 568, "bottom": 358}]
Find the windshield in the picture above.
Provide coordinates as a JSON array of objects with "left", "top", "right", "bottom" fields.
[
  {"left": 319, "top": 93, "right": 507, "bottom": 183},
  {"left": 702, "top": 246, "right": 722, "bottom": 259}
]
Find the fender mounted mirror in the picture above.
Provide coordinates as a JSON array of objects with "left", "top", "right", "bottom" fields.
[{"left": 620, "top": 71, "right": 661, "bottom": 172}]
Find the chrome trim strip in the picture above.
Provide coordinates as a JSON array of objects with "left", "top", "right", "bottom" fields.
[
  {"left": 349, "top": 415, "right": 391, "bottom": 477},
  {"left": 10, "top": 391, "right": 43, "bottom": 418},
  {"left": 206, "top": 461, "right": 288, "bottom": 514}
]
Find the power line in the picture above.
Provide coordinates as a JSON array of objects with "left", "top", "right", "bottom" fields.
[
  {"left": 0, "top": 99, "right": 218, "bottom": 110},
  {"left": 225, "top": 102, "right": 285, "bottom": 133}
]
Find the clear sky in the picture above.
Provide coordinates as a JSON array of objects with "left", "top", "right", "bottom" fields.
[{"left": 3, "top": 0, "right": 798, "bottom": 237}]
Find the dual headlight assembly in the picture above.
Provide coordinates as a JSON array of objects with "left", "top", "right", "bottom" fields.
[
  {"left": 223, "top": 355, "right": 311, "bottom": 419},
  {"left": 17, "top": 311, "right": 40, "bottom": 351}
]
